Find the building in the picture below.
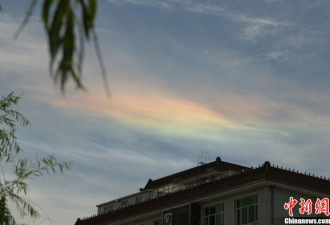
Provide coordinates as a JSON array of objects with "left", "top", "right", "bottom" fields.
[{"left": 75, "top": 157, "right": 330, "bottom": 225}]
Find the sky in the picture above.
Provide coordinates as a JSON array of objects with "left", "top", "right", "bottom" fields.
[{"left": 1, "top": 0, "right": 330, "bottom": 224}]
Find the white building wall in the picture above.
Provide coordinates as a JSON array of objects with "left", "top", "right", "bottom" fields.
[{"left": 273, "top": 185, "right": 330, "bottom": 219}]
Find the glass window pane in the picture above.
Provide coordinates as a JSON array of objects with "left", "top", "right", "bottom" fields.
[
  {"left": 205, "top": 217, "right": 208, "bottom": 225},
  {"left": 256, "top": 205, "right": 258, "bottom": 220},
  {"left": 210, "top": 215, "right": 215, "bottom": 225},
  {"left": 237, "top": 209, "right": 240, "bottom": 225},
  {"left": 242, "top": 197, "right": 253, "bottom": 207},
  {"left": 216, "top": 215, "right": 221, "bottom": 225},
  {"left": 237, "top": 200, "right": 241, "bottom": 208},
  {"left": 216, "top": 205, "right": 221, "bottom": 213},
  {"left": 242, "top": 208, "right": 248, "bottom": 224},
  {"left": 205, "top": 208, "right": 209, "bottom": 216},
  {"left": 255, "top": 195, "right": 258, "bottom": 204},
  {"left": 248, "top": 206, "right": 255, "bottom": 223},
  {"left": 210, "top": 207, "right": 216, "bottom": 215}
]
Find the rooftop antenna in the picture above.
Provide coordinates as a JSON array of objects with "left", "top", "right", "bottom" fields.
[{"left": 197, "top": 151, "right": 210, "bottom": 166}]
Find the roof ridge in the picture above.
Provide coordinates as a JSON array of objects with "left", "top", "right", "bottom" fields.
[{"left": 142, "top": 158, "right": 247, "bottom": 190}]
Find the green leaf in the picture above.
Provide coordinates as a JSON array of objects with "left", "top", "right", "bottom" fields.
[
  {"left": 89, "top": 0, "right": 97, "bottom": 21},
  {"left": 42, "top": 0, "right": 53, "bottom": 32},
  {"left": 15, "top": 0, "right": 107, "bottom": 93},
  {"left": 0, "top": 93, "right": 72, "bottom": 224}
]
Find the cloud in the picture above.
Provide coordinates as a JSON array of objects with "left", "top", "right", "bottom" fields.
[
  {"left": 45, "top": 83, "right": 251, "bottom": 138},
  {"left": 184, "top": 3, "right": 224, "bottom": 16},
  {"left": 266, "top": 50, "right": 289, "bottom": 61},
  {"left": 106, "top": 0, "right": 171, "bottom": 9},
  {"left": 104, "top": 0, "right": 224, "bottom": 20},
  {"left": 105, "top": 0, "right": 223, "bottom": 17},
  {"left": 235, "top": 16, "right": 290, "bottom": 42},
  {"left": 0, "top": 13, "right": 52, "bottom": 95}
]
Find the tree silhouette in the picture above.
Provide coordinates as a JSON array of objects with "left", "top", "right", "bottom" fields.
[{"left": 0, "top": 92, "right": 71, "bottom": 224}]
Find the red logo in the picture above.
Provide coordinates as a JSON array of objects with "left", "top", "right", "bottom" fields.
[
  {"left": 284, "top": 197, "right": 330, "bottom": 217},
  {"left": 315, "top": 198, "right": 329, "bottom": 216},
  {"left": 299, "top": 198, "right": 312, "bottom": 215},
  {"left": 284, "top": 197, "right": 298, "bottom": 217}
]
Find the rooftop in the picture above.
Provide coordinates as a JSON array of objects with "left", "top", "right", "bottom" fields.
[{"left": 141, "top": 157, "right": 248, "bottom": 190}]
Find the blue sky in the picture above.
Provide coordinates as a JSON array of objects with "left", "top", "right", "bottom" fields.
[{"left": 1, "top": 0, "right": 330, "bottom": 224}]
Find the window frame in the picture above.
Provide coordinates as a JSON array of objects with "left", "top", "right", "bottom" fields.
[
  {"left": 235, "top": 194, "right": 259, "bottom": 225},
  {"left": 203, "top": 202, "right": 225, "bottom": 225},
  {"left": 153, "top": 218, "right": 163, "bottom": 225}
]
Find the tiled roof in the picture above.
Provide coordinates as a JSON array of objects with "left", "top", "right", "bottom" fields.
[
  {"left": 75, "top": 162, "right": 330, "bottom": 225},
  {"left": 142, "top": 157, "right": 248, "bottom": 190}
]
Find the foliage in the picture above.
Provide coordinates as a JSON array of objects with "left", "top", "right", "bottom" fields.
[
  {"left": 14, "top": 0, "right": 109, "bottom": 94},
  {"left": 42, "top": 0, "right": 96, "bottom": 90},
  {"left": 0, "top": 92, "right": 72, "bottom": 225}
]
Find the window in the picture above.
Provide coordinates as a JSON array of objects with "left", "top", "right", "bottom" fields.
[
  {"left": 236, "top": 195, "right": 258, "bottom": 225},
  {"left": 121, "top": 200, "right": 128, "bottom": 207},
  {"left": 153, "top": 218, "right": 162, "bottom": 225},
  {"left": 136, "top": 196, "right": 144, "bottom": 203},
  {"left": 204, "top": 203, "right": 224, "bottom": 225},
  {"left": 104, "top": 204, "right": 114, "bottom": 212},
  {"left": 163, "top": 213, "right": 172, "bottom": 225}
]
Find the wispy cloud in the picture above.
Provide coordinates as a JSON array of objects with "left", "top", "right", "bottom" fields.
[
  {"left": 235, "top": 15, "right": 290, "bottom": 42},
  {"left": 46, "top": 86, "right": 246, "bottom": 139},
  {"left": 266, "top": 50, "right": 289, "bottom": 61},
  {"left": 105, "top": 0, "right": 289, "bottom": 43},
  {"left": 184, "top": 3, "right": 224, "bottom": 16},
  {"left": 107, "top": 0, "right": 171, "bottom": 9}
]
